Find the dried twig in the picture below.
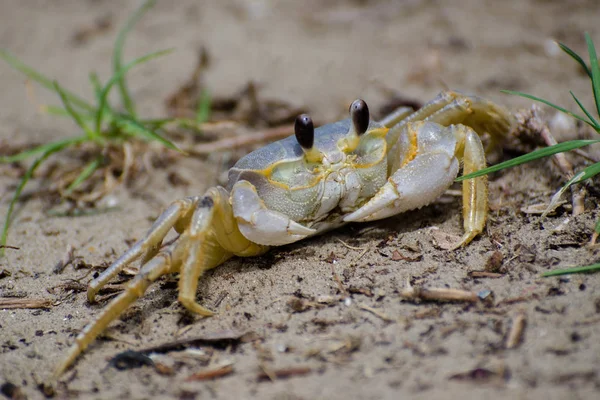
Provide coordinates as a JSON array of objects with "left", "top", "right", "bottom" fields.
[
  {"left": 49, "top": 281, "right": 125, "bottom": 295},
  {"left": 0, "top": 298, "right": 53, "bottom": 309},
  {"left": 358, "top": 304, "right": 394, "bottom": 322},
  {"left": 468, "top": 271, "right": 504, "bottom": 279},
  {"left": 505, "top": 311, "right": 527, "bottom": 349},
  {"left": 136, "top": 330, "right": 253, "bottom": 354},
  {"left": 400, "top": 282, "right": 479, "bottom": 303},
  {"left": 257, "top": 366, "right": 312, "bottom": 381},
  {"left": 391, "top": 249, "right": 422, "bottom": 262},
  {"left": 185, "top": 365, "right": 234, "bottom": 381},
  {"left": 53, "top": 245, "right": 76, "bottom": 274},
  {"left": 336, "top": 238, "right": 366, "bottom": 251}
]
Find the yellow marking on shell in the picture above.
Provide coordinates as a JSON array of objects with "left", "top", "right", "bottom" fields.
[{"left": 400, "top": 125, "right": 419, "bottom": 167}]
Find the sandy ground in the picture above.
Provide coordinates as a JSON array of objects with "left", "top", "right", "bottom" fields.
[{"left": 2, "top": 1, "right": 600, "bottom": 399}]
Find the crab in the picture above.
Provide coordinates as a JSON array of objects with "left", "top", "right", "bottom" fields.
[{"left": 51, "top": 90, "right": 514, "bottom": 380}]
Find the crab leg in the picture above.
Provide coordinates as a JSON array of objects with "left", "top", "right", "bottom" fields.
[
  {"left": 87, "top": 197, "right": 199, "bottom": 302},
  {"left": 53, "top": 189, "right": 267, "bottom": 381},
  {"left": 379, "top": 106, "right": 414, "bottom": 128},
  {"left": 385, "top": 90, "right": 514, "bottom": 152},
  {"left": 176, "top": 188, "right": 266, "bottom": 316},
  {"left": 454, "top": 124, "right": 488, "bottom": 247},
  {"left": 52, "top": 246, "right": 178, "bottom": 380}
]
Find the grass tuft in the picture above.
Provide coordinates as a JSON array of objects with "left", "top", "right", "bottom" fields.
[{"left": 0, "top": 0, "right": 187, "bottom": 255}]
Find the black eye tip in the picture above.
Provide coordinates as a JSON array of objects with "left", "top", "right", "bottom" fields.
[
  {"left": 350, "top": 99, "right": 369, "bottom": 135},
  {"left": 350, "top": 99, "right": 367, "bottom": 112},
  {"left": 295, "top": 113, "right": 314, "bottom": 149}
]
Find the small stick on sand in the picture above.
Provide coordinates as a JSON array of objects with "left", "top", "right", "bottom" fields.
[
  {"left": 257, "top": 366, "right": 312, "bottom": 381},
  {"left": 358, "top": 304, "right": 394, "bottom": 322},
  {"left": 506, "top": 311, "right": 527, "bottom": 349},
  {"left": 399, "top": 282, "right": 479, "bottom": 303},
  {"left": 0, "top": 298, "right": 53, "bottom": 309},
  {"left": 185, "top": 365, "right": 234, "bottom": 381},
  {"left": 468, "top": 271, "right": 504, "bottom": 279},
  {"left": 53, "top": 244, "right": 76, "bottom": 274}
]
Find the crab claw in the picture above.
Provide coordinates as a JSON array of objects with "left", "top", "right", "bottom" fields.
[{"left": 232, "top": 180, "right": 316, "bottom": 246}]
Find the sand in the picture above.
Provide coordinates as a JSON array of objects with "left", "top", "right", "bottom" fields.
[{"left": 1, "top": 1, "right": 600, "bottom": 399}]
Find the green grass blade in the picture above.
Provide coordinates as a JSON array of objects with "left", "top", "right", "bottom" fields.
[
  {"left": 502, "top": 90, "right": 595, "bottom": 128},
  {"left": 195, "top": 88, "right": 211, "bottom": 124},
  {"left": 457, "top": 139, "right": 600, "bottom": 181},
  {"left": 89, "top": 72, "right": 104, "bottom": 104},
  {"left": 54, "top": 81, "right": 98, "bottom": 141},
  {"left": 116, "top": 116, "right": 182, "bottom": 152},
  {"left": 567, "top": 161, "right": 600, "bottom": 185},
  {"left": 585, "top": 33, "right": 600, "bottom": 117},
  {"left": 558, "top": 41, "right": 592, "bottom": 79},
  {"left": 96, "top": 49, "right": 173, "bottom": 135},
  {"left": 542, "top": 263, "right": 600, "bottom": 277},
  {"left": 64, "top": 156, "right": 102, "bottom": 195},
  {"left": 570, "top": 91, "right": 600, "bottom": 129},
  {"left": 0, "top": 136, "right": 88, "bottom": 163},
  {"left": 1, "top": 149, "right": 59, "bottom": 255},
  {"left": 41, "top": 105, "right": 95, "bottom": 120},
  {"left": 0, "top": 50, "right": 94, "bottom": 112},
  {"left": 141, "top": 117, "right": 177, "bottom": 129},
  {"left": 113, "top": 0, "right": 157, "bottom": 117}
]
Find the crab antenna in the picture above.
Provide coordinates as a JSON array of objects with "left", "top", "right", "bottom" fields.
[{"left": 295, "top": 114, "right": 322, "bottom": 162}]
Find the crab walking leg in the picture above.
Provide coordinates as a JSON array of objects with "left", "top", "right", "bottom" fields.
[
  {"left": 87, "top": 197, "right": 199, "bottom": 302},
  {"left": 176, "top": 189, "right": 266, "bottom": 316},
  {"left": 52, "top": 247, "right": 177, "bottom": 380},
  {"left": 386, "top": 90, "right": 514, "bottom": 151},
  {"left": 421, "top": 93, "right": 514, "bottom": 149},
  {"left": 379, "top": 106, "right": 414, "bottom": 128},
  {"left": 54, "top": 189, "right": 266, "bottom": 380},
  {"left": 454, "top": 124, "right": 488, "bottom": 247}
]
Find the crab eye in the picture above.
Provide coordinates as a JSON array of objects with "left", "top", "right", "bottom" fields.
[
  {"left": 294, "top": 114, "right": 314, "bottom": 149},
  {"left": 350, "top": 99, "right": 369, "bottom": 135}
]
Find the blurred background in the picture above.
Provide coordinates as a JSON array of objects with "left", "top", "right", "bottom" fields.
[{"left": 1, "top": 0, "right": 599, "bottom": 143}]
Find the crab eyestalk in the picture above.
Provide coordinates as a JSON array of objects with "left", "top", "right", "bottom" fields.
[
  {"left": 295, "top": 114, "right": 322, "bottom": 162},
  {"left": 343, "top": 99, "right": 369, "bottom": 152}
]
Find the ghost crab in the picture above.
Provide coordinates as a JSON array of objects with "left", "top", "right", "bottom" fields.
[{"left": 52, "top": 90, "right": 514, "bottom": 379}]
